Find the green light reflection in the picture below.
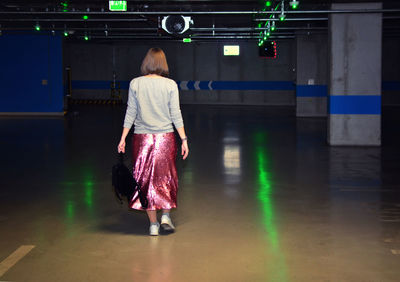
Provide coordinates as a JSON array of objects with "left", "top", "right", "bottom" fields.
[
  {"left": 256, "top": 150, "right": 279, "bottom": 250},
  {"left": 66, "top": 200, "right": 75, "bottom": 219},
  {"left": 62, "top": 181, "right": 76, "bottom": 237},
  {"left": 254, "top": 132, "right": 288, "bottom": 281},
  {"left": 61, "top": 167, "right": 96, "bottom": 236},
  {"left": 84, "top": 180, "right": 94, "bottom": 209},
  {"left": 82, "top": 169, "right": 95, "bottom": 219},
  {"left": 183, "top": 169, "right": 193, "bottom": 185}
]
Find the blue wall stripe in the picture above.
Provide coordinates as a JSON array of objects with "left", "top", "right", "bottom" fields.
[
  {"left": 120, "top": 81, "right": 130, "bottom": 89},
  {"left": 329, "top": 95, "right": 381, "bottom": 115},
  {"left": 382, "top": 81, "right": 400, "bottom": 91},
  {"left": 211, "top": 81, "right": 295, "bottom": 90},
  {"left": 71, "top": 80, "right": 295, "bottom": 91},
  {"left": 187, "top": 81, "right": 195, "bottom": 90},
  {"left": 199, "top": 81, "right": 210, "bottom": 89},
  {"left": 71, "top": 80, "right": 130, "bottom": 90},
  {"left": 72, "top": 80, "right": 116, "bottom": 90},
  {"left": 71, "top": 80, "right": 399, "bottom": 92},
  {"left": 296, "top": 85, "right": 328, "bottom": 97}
]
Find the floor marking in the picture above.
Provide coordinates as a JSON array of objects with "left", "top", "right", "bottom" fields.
[{"left": 0, "top": 245, "right": 35, "bottom": 277}]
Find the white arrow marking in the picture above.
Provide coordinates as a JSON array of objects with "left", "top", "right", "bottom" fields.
[
  {"left": 208, "top": 81, "right": 213, "bottom": 90},
  {"left": 180, "top": 81, "right": 189, "bottom": 90},
  {"left": 194, "top": 81, "right": 200, "bottom": 90}
]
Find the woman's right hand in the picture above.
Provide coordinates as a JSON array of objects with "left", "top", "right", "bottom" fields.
[
  {"left": 181, "top": 140, "right": 189, "bottom": 160},
  {"left": 118, "top": 139, "right": 126, "bottom": 153}
]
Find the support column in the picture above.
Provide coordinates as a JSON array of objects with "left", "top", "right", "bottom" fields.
[
  {"left": 328, "top": 2, "right": 382, "bottom": 145},
  {"left": 296, "top": 33, "right": 328, "bottom": 117}
]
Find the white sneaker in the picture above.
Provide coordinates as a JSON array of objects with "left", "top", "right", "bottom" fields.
[
  {"left": 161, "top": 214, "right": 175, "bottom": 231},
  {"left": 149, "top": 222, "right": 160, "bottom": 236}
]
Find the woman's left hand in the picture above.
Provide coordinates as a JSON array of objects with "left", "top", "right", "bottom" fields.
[{"left": 181, "top": 141, "right": 189, "bottom": 160}]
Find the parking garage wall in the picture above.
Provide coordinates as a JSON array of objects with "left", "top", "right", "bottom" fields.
[
  {"left": 64, "top": 40, "right": 297, "bottom": 105},
  {"left": 64, "top": 36, "right": 400, "bottom": 106}
]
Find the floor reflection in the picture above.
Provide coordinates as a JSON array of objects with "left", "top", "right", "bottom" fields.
[
  {"left": 223, "top": 143, "right": 241, "bottom": 184},
  {"left": 253, "top": 131, "right": 288, "bottom": 281},
  {"left": 222, "top": 127, "right": 242, "bottom": 198}
]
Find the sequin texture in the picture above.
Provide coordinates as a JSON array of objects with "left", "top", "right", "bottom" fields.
[{"left": 129, "top": 132, "right": 178, "bottom": 210}]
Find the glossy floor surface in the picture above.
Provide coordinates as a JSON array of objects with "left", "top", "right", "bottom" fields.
[{"left": 1, "top": 105, "right": 399, "bottom": 282}]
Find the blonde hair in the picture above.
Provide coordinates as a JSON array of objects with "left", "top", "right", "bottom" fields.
[{"left": 140, "top": 48, "right": 169, "bottom": 77}]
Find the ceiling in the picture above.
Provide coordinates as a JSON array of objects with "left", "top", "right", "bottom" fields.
[{"left": 1, "top": 1, "right": 400, "bottom": 42}]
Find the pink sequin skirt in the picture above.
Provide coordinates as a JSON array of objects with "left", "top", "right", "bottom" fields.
[{"left": 129, "top": 132, "right": 178, "bottom": 211}]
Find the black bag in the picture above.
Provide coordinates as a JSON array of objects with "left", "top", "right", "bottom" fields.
[{"left": 112, "top": 153, "right": 148, "bottom": 209}]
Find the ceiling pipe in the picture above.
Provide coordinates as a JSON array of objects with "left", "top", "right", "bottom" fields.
[
  {"left": 192, "top": 32, "right": 295, "bottom": 36},
  {"left": 192, "top": 27, "right": 328, "bottom": 31},
  {"left": 0, "top": 18, "right": 148, "bottom": 22},
  {"left": 87, "top": 35, "right": 296, "bottom": 39},
  {"left": 255, "top": 16, "right": 398, "bottom": 21},
  {"left": 254, "top": 17, "right": 328, "bottom": 21},
  {"left": 7, "top": 17, "right": 397, "bottom": 23},
  {"left": 1, "top": 16, "right": 397, "bottom": 23},
  {"left": 0, "top": 17, "right": 327, "bottom": 22},
  {"left": 0, "top": 26, "right": 327, "bottom": 31},
  {"left": 0, "top": 9, "right": 400, "bottom": 15}
]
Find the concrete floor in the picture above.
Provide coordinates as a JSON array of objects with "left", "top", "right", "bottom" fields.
[{"left": 0, "top": 105, "right": 399, "bottom": 282}]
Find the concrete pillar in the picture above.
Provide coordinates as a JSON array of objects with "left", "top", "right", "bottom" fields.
[
  {"left": 328, "top": 2, "right": 382, "bottom": 145},
  {"left": 296, "top": 33, "right": 328, "bottom": 117}
]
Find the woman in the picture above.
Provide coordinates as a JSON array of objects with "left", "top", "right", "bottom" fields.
[{"left": 118, "top": 48, "right": 189, "bottom": 236}]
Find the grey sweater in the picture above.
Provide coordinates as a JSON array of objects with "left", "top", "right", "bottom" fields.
[{"left": 123, "top": 76, "right": 184, "bottom": 134}]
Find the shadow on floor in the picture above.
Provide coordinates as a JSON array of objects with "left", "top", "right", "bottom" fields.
[
  {"left": 96, "top": 208, "right": 176, "bottom": 236},
  {"left": 96, "top": 209, "right": 149, "bottom": 236}
]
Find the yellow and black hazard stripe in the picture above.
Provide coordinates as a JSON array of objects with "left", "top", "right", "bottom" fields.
[{"left": 69, "top": 99, "right": 124, "bottom": 105}]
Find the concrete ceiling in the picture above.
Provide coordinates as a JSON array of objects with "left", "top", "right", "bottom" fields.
[{"left": 1, "top": 1, "right": 399, "bottom": 41}]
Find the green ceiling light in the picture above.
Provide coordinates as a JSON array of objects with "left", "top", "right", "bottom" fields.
[
  {"left": 84, "top": 35, "right": 89, "bottom": 40},
  {"left": 289, "top": 0, "right": 299, "bottom": 9},
  {"left": 266, "top": 1, "right": 272, "bottom": 7},
  {"left": 271, "top": 21, "right": 276, "bottom": 31},
  {"left": 63, "top": 24, "right": 68, "bottom": 37},
  {"left": 183, "top": 38, "right": 192, "bottom": 43},
  {"left": 280, "top": 0, "right": 285, "bottom": 21},
  {"left": 61, "top": 1, "right": 68, "bottom": 12},
  {"left": 34, "top": 23, "right": 41, "bottom": 31},
  {"left": 83, "top": 15, "right": 89, "bottom": 20}
]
